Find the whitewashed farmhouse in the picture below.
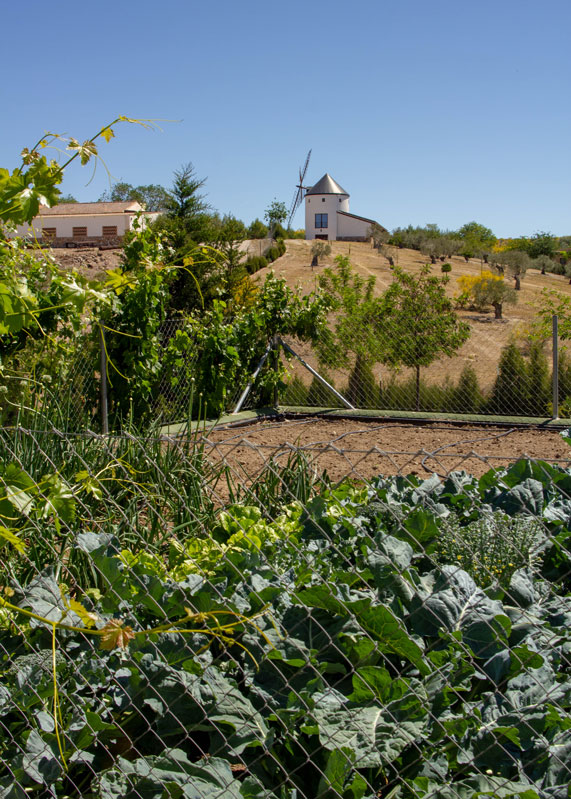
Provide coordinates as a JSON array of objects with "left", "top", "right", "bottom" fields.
[
  {"left": 15, "top": 201, "right": 159, "bottom": 247},
  {"left": 304, "top": 174, "right": 384, "bottom": 241}
]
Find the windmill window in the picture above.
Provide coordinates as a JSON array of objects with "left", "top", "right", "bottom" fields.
[
  {"left": 72, "top": 227, "right": 88, "bottom": 238},
  {"left": 102, "top": 225, "right": 118, "bottom": 237},
  {"left": 315, "top": 213, "right": 328, "bottom": 228},
  {"left": 322, "top": 198, "right": 325, "bottom": 202}
]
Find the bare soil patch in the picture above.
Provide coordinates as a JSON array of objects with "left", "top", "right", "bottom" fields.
[
  {"left": 38, "top": 247, "right": 123, "bottom": 282},
  {"left": 203, "top": 417, "right": 570, "bottom": 487}
]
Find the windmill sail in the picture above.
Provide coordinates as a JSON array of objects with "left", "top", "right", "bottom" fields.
[{"left": 287, "top": 149, "right": 311, "bottom": 229}]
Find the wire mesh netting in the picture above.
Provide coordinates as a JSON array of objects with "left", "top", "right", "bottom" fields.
[
  {"left": 279, "top": 327, "right": 566, "bottom": 418},
  {"left": 1, "top": 418, "right": 571, "bottom": 798}
]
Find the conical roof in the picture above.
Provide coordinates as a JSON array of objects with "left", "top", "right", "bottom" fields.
[{"left": 305, "top": 173, "right": 349, "bottom": 196}]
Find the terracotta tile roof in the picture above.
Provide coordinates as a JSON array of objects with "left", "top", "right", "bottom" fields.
[{"left": 40, "top": 201, "right": 143, "bottom": 216}]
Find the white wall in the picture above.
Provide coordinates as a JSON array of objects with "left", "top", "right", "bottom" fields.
[
  {"left": 15, "top": 211, "right": 159, "bottom": 240},
  {"left": 336, "top": 213, "right": 373, "bottom": 240},
  {"left": 305, "top": 193, "right": 349, "bottom": 240}
]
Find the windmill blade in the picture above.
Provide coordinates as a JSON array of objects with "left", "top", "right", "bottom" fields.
[
  {"left": 287, "top": 186, "right": 303, "bottom": 230},
  {"left": 299, "top": 149, "right": 312, "bottom": 187},
  {"left": 287, "top": 149, "right": 312, "bottom": 230}
]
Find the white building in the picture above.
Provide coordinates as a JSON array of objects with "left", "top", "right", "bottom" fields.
[
  {"left": 304, "top": 173, "right": 384, "bottom": 241},
  {"left": 15, "top": 201, "right": 159, "bottom": 247}
]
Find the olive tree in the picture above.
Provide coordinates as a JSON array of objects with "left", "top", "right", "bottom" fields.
[{"left": 492, "top": 250, "right": 532, "bottom": 290}]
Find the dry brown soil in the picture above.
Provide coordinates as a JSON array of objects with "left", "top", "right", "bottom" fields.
[
  {"left": 202, "top": 417, "right": 571, "bottom": 488},
  {"left": 42, "top": 247, "right": 123, "bottom": 282}
]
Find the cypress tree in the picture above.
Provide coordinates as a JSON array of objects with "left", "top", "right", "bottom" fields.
[
  {"left": 526, "top": 342, "right": 551, "bottom": 416},
  {"left": 346, "top": 354, "right": 380, "bottom": 408},
  {"left": 488, "top": 343, "right": 529, "bottom": 415},
  {"left": 454, "top": 365, "right": 484, "bottom": 413}
]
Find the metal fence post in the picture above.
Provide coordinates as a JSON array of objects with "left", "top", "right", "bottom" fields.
[
  {"left": 100, "top": 324, "right": 109, "bottom": 434},
  {"left": 552, "top": 314, "right": 559, "bottom": 420}
]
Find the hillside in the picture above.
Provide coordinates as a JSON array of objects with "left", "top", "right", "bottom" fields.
[{"left": 256, "top": 239, "right": 571, "bottom": 392}]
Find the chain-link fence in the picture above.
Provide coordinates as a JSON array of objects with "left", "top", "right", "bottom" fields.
[
  {"left": 1, "top": 418, "right": 571, "bottom": 797},
  {"left": 2, "top": 316, "right": 568, "bottom": 436},
  {"left": 279, "top": 316, "right": 566, "bottom": 418}
]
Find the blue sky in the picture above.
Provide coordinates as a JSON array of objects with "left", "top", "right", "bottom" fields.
[{"left": 3, "top": 0, "right": 570, "bottom": 236}]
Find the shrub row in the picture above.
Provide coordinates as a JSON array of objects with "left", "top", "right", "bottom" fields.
[
  {"left": 244, "top": 238, "right": 287, "bottom": 275},
  {"left": 283, "top": 342, "right": 569, "bottom": 418}
]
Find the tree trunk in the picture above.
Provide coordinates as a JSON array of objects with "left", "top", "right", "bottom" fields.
[
  {"left": 514, "top": 274, "right": 521, "bottom": 291},
  {"left": 483, "top": 254, "right": 489, "bottom": 264},
  {"left": 464, "top": 255, "right": 469, "bottom": 262},
  {"left": 493, "top": 302, "right": 502, "bottom": 319},
  {"left": 430, "top": 255, "right": 436, "bottom": 264},
  {"left": 415, "top": 366, "right": 421, "bottom": 412}
]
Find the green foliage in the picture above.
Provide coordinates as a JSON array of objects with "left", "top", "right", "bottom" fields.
[
  {"left": 492, "top": 250, "right": 532, "bottom": 289},
  {"left": 166, "top": 161, "right": 208, "bottom": 220},
  {"left": 1, "top": 455, "right": 571, "bottom": 797},
  {"left": 0, "top": 117, "right": 146, "bottom": 226},
  {"left": 311, "top": 240, "right": 331, "bottom": 263},
  {"left": 376, "top": 265, "right": 471, "bottom": 411},
  {"left": 99, "top": 221, "right": 171, "bottom": 421},
  {"left": 456, "top": 220, "right": 497, "bottom": 255},
  {"left": 488, "top": 343, "right": 530, "bottom": 415},
  {"left": 264, "top": 199, "right": 287, "bottom": 232},
  {"left": 306, "top": 371, "right": 343, "bottom": 407},
  {"left": 317, "top": 255, "right": 380, "bottom": 370},
  {"left": 163, "top": 273, "right": 329, "bottom": 417},
  {"left": 346, "top": 354, "right": 379, "bottom": 407},
  {"left": 527, "top": 341, "right": 551, "bottom": 415},
  {"left": 281, "top": 374, "right": 309, "bottom": 405},
  {"left": 436, "top": 511, "right": 543, "bottom": 588},
  {"left": 98, "top": 180, "right": 170, "bottom": 211},
  {"left": 453, "top": 364, "right": 484, "bottom": 412},
  {"left": 247, "top": 218, "right": 268, "bottom": 238},
  {"left": 441, "top": 262, "right": 452, "bottom": 272},
  {"left": 244, "top": 255, "right": 268, "bottom": 274},
  {"left": 459, "top": 271, "right": 517, "bottom": 318},
  {"left": 526, "top": 230, "right": 556, "bottom": 259}
]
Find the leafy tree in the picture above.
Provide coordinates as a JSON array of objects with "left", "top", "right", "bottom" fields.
[
  {"left": 526, "top": 231, "right": 556, "bottom": 260},
  {"left": 99, "top": 181, "right": 170, "bottom": 212},
  {"left": 57, "top": 193, "right": 78, "bottom": 203},
  {"left": 317, "top": 256, "right": 382, "bottom": 376},
  {"left": 531, "top": 288, "right": 571, "bottom": 342},
  {"left": 374, "top": 265, "right": 471, "bottom": 411},
  {"left": 264, "top": 200, "right": 287, "bottom": 237},
  {"left": 247, "top": 218, "right": 269, "bottom": 239},
  {"left": 456, "top": 221, "right": 497, "bottom": 255}
]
